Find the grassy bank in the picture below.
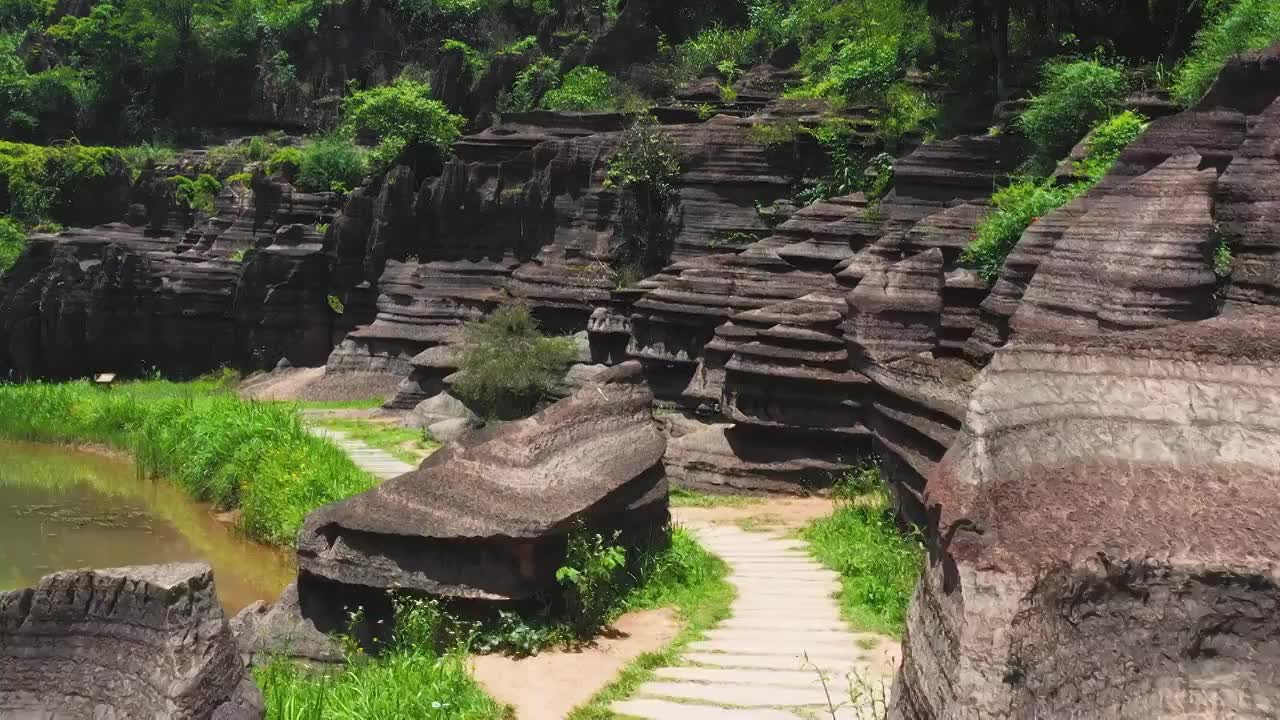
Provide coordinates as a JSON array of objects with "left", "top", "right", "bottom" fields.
[
  {"left": 0, "top": 380, "right": 373, "bottom": 545},
  {"left": 257, "top": 597, "right": 512, "bottom": 720},
  {"left": 801, "top": 472, "right": 924, "bottom": 638}
]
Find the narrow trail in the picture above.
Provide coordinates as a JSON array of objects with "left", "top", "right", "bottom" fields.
[
  {"left": 614, "top": 523, "right": 899, "bottom": 720},
  {"left": 306, "top": 426, "right": 416, "bottom": 481}
]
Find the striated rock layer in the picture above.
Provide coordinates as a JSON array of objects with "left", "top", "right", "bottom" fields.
[
  {"left": 893, "top": 45, "right": 1280, "bottom": 720},
  {"left": 0, "top": 563, "right": 262, "bottom": 720}
]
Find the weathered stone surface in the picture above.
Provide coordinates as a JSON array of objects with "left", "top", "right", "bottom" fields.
[
  {"left": 663, "top": 424, "right": 850, "bottom": 495},
  {"left": 296, "top": 363, "right": 668, "bottom": 602},
  {"left": 230, "top": 582, "right": 343, "bottom": 668},
  {"left": 844, "top": 249, "right": 945, "bottom": 365},
  {"left": 0, "top": 563, "right": 262, "bottom": 720},
  {"left": 1012, "top": 153, "right": 1218, "bottom": 338},
  {"left": 1216, "top": 95, "right": 1280, "bottom": 308},
  {"left": 893, "top": 49, "right": 1280, "bottom": 718}
]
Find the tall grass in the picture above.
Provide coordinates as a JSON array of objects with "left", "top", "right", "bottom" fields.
[
  {"left": 1172, "top": 0, "right": 1280, "bottom": 106},
  {"left": 0, "top": 380, "right": 374, "bottom": 545},
  {"left": 256, "top": 598, "right": 510, "bottom": 720},
  {"left": 802, "top": 471, "right": 924, "bottom": 638}
]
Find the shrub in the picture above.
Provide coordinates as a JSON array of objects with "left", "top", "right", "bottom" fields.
[
  {"left": 452, "top": 305, "right": 577, "bottom": 418},
  {"left": 802, "top": 481, "right": 924, "bottom": 636},
  {"left": 500, "top": 56, "right": 560, "bottom": 113},
  {"left": 0, "top": 215, "right": 24, "bottom": 272},
  {"left": 604, "top": 116, "right": 682, "bottom": 278},
  {"left": 172, "top": 174, "right": 222, "bottom": 214},
  {"left": 267, "top": 146, "right": 304, "bottom": 177},
  {"left": 441, "top": 37, "right": 487, "bottom": 76},
  {"left": 341, "top": 77, "right": 465, "bottom": 153},
  {"left": 0, "top": 140, "right": 121, "bottom": 224},
  {"left": 1019, "top": 58, "right": 1129, "bottom": 174},
  {"left": 541, "top": 65, "right": 618, "bottom": 111},
  {"left": 557, "top": 529, "right": 629, "bottom": 639},
  {"left": 296, "top": 137, "right": 367, "bottom": 193},
  {"left": 1172, "top": 0, "right": 1280, "bottom": 106},
  {"left": 119, "top": 143, "right": 177, "bottom": 176},
  {"left": 675, "top": 25, "right": 763, "bottom": 80}
]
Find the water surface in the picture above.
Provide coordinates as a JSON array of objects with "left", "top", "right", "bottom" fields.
[{"left": 0, "top": 440, "right": 294, "bottom": 613}]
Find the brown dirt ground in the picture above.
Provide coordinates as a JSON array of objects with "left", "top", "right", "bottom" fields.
[
  {"left": 470, "top": 608, "right": 679, "bottom": 720},
  {"left": 672, "top": 497, "right": 836, "bottom": 531}
]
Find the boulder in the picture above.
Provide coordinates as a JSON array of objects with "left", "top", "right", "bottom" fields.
[
  {"left": 0, "top": 563, "right": 262, "bottom": 720},
  {"left": 402, "top": 391, "right": 479, "bottom": 430},
  {"left": 296, "top": 362, "right": 668, "bottom": 603},
  {"left": 427, "top": 417, "right": 475, "bottom": 444}
]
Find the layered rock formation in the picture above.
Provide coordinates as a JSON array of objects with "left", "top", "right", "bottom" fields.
[
  {"left": 296, "top": 363, "right": 668, "bottom": 603},
  {"left": 0, "top": 171, "right": 341, "bottom": 380},
  {"left": 0, "top": 563, "right": 262, "bottom": 720},
  {"left": 892, "top": 46, "right": 1280, "bottom": 719}
]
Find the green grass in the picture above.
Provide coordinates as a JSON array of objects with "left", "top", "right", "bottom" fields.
[
  {"left": 669, "top": 487, "right": 761, "bottom": 508},
  {"left": 0, "top": 380, "right": 374, "bottom": 545},
  {"left": 801, "top": 489, "right": 924, "bottom": 638},
  {"left": 312, "top": 418, "right": 439, "bottom": 464},
  {"left": 256, "top": 598, "right": 511, "bottom": 720},
  {"left": 292, "top": 397, "right": 387, "bottom": 410},
  {"left": 566, "top": 528, "right": 733, "bottom": 719},
  {"left": 1172, "top": 0, "right": 1280, "bottom": 106}
]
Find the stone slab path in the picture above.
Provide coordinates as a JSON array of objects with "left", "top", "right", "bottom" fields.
[
  {"left": 612, "top": 524, "right": 899, "bottom": 720},
  {"left": 307, "top": 426, "right": 416, "bottom": 480}
]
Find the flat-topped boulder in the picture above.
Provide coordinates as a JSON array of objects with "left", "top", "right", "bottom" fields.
[
  {"left": 0, "top": 563, "right": 262, "bottom": 720},
  {"left": 296, "top": 363, "right": 668, "bottom": 602}
]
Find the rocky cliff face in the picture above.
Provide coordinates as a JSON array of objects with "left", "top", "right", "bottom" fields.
[
  {"left": 0, "top": 169, "right": 342, "bottom": 380},
  {"left": 890, "top": 45, "right": 1280, "bottom": 719},
  {"left": 0, "top": 563, "right": 262, "bottom": 720}
]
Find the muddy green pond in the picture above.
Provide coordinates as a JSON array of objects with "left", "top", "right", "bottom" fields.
[{"left": 0, "top": 440, "right": 294, "bottom": 613}]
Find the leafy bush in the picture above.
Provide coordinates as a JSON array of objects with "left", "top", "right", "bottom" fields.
[
  {"left": 296, "top": 137, "right": 367, "bottom": 194},
  {"left": 0, "top": 140, "right": 122, "bottom": 224},
  {"left": 0, "top": 215, "right": 24, "bottom": 272},
  {"left": 172, "top": 174, "right": 222, "bottom": 214},
  {"left": 604, "top": 116, "right": 682, "bottom": 278},
  {"left": 675, "top": 25, "right": 763, "bottom": 80},
  {"left": 557, "top": 529, "right": 629, "bottom": 639},
  {"left": 119, "top": 143, "right": 177, "bottom": 175},
  {"left": 802, "top": 480, "right": 924, "bottom": 636},
  {"left": 267, "top": 146, "right": 304, "bottom": 177},
  {"left": 342, "top": 77, "right": 465, "bottom": 152},
  {"left": 1173, "top": 0, "right": 1280, "bottom": 106},
  {"left": 500, "top": 56, "right": 560, "bottom": 113},
  {"left": 0, "top": 380, "right": 374, "bottom": 545},
  {"left": 442, "top": 37, "right": 487, "bottom": 76},
  {"left": 452, "top": 305, "right": 577, "bottom": 418},
  {"left": 541, "top": 65, "right": 618, "bottom": 111},
  {"left": 1019, "top": 58, "right": 1129, "bottom": 173}
]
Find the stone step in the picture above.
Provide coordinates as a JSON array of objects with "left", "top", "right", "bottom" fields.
[
  {"left": 705, "top": 629, "right": 859, "bottom": 648},
  {"left": 636, "top": 680, "right": 835, "bottom": 708},
  {"left": 689, "top": 639, "right": 864, "bottom": 660},
  {"left": 718, "top": 618, "right": 850, "bottom": 633},
  {"left": 610, "top": 699, "right": 798, "bottom": 720},
  {"left": 684, "top": 652, "right": 866, "bottom": 673},
  {"left": 655, "top": 666, "right": 833, "bottom": 689}
]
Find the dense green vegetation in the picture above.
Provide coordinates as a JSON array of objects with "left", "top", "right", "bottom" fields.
[
  {"left": 1172, "top": 0, "right": 1280, "bottom": 106},
  {"left": 0, "top": 215, "right": 23, "bottom": 271},
  {"left": 604, "top": 116, "right": 682, "bottom": 281},
  {"left": 801, "top": 468, "right": 924, "bottom": 637},
  {"left": 452, "top": 305, "right": 577, "bottom": 419},
  {"left": 1019, "top": 58, "right": 1129, "bottom": 174},
  {"left": 0, "top": 379, "right": 374, "bottom": 545}
]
